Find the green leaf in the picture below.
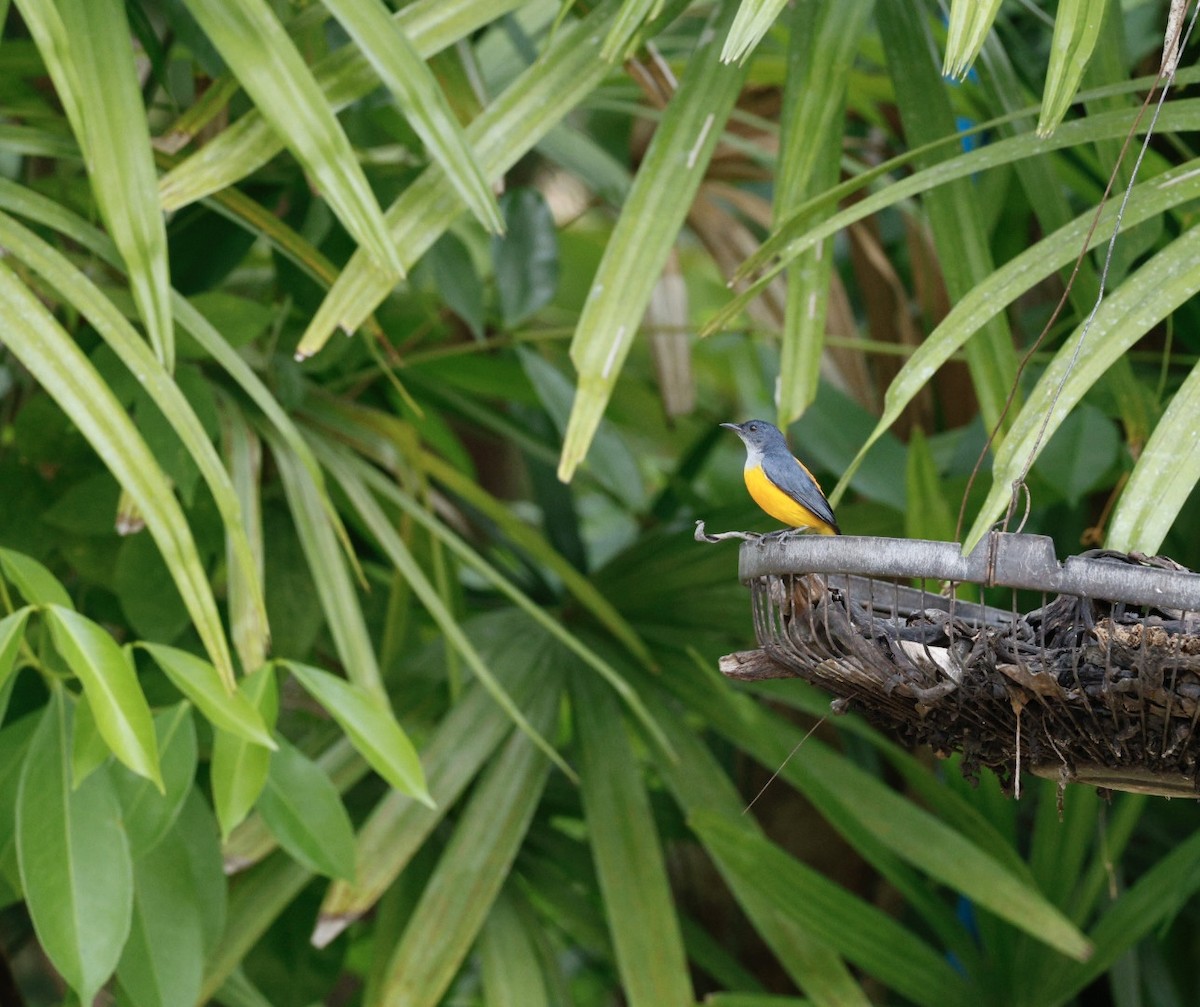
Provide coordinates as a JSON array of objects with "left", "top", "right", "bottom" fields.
[
  {"left": 15, "top": 0, "right": 174, "bottom": 368},
  {"left": 183, "top": 0, "right": 404, "bottom": 278},
  {"left": 0, "top": 261, "right": 237, "bottom": 687},
  {"left": 572, "top": 670, "right": 692, "bottom": 1007},
  {"left": 0, "top": 607, "right": 32, "bottom": 696},
  {"left": 692, "top": 810, "right": 967, "bottom": 1007},
  {"left": 0, "top": 548, "right": 72, "bottom": 608},
  {"left": 282, "top": 660, "right": 431, "bottom": 807},
  {"left": 558, "top": 0, "right": 748, "bottom": 481},
  {"left": 1038, "top": 0, "right": 1108, "bottom": 136},
  {"left": 721, "top": 0, "right": 788, "bottom": 64},
  {"left": 904, "top": 427, "right": 955, "bottom": 542},
  {"left": 943, "top": 0, "right": 1004, "bottom": 79},
  {"left": 16, "top": 690, "right": 133, "bottom": 1004},
  {"left": 257, "top": 737, "right": 357, "bottom": 881},
  {"left": 173, "top": 788, "right": 228, "bottom": 955},
  {"left": 1034, "top": 404, "right": 1120, "bottom": 507},
  {"left": 479, "top": 891, "right": 551, "bottom": 1007},
  {"left": 320, "top": 0, "right": 503, "bottom": 234},
  {"left": 111, "top": 702, "right": 198, "bottom": 857},
  {"left": 70, "top": 691, "right": 110, "bottom": 789},
  {"left": 0, "top": 713, "right": 39, "bottom": 895},
  {"left": 116, "top": 826, "right": 205, "bottom": 1007},
  {"left": 493, "top": 188, "right": 559, "bottom": 327},
  {"left": 45, "top": 605, "right": 162, "bottom": 790},
  {"left": 1107, "top": 358, "right": 1200, "bottom": 552},
  {"left": 141, "top": 643, "right": 275, "bottom": 748},
  {"left": 211, "top": 664, "right": 278, "bottom": 838},
  {"left": 372, "top": 682, "right": 559, "bottom": 1007}
]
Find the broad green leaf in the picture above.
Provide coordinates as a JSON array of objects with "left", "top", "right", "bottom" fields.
[
  {"left": 572, "top": 670, "right": 692, "bottom": 1007},
  {"left": 15, "top": 0, "right": 174, "bottom": 369},
  {"left": 0, "top": 263, "right": 236, "bottom": 687},
  {"left": 943, "top": 0, "right": 1004, "bottom": 79},
  {"left": 257, "top": 737, "right": 356, "bottom": 881},
  {"left": 693, "top": 810, "right": 968, "bottom": 1007},
  {"left": 211, "top": 664, "right": 278, "bottom": 838},
  {"left": 493, "top": 188, "right": 559, "bottom": 327},
  {"left": 111, "top": 702, "right": 198, "bottom": 856},
  {"left": 173, "top": 788, "right": 228, "bottom": 955},
  {"left": 295, "top": 0, "right": 625, "bottom": 359},
  {"left": 0, "top": 713, "right": 39, "bottom": 895},
  {"left": 159, "top": 0, "right": 528, "bottom": 210},
  {"left": 1034, "top": 404, "right": 1120, "bottom": 507},
  {"left": 314, "top": 611, "right": 549, "bottom": 945},
  {"left": 45, "top": 606, "right": 161, "bottom": 789},
  {"left": 184, "top": 0, "right": 404, "bottom": 278},
  {"left": 69, "top": 691, "right": 110, "bottom": 789},
  {"left": 965, "top": 224, "right": 1200, "bottom": 548},
  {"left": 558, "top": 0, "right": 747, "bottom": 482},
  {"left": 904, "top": 427, "right": 955, "bottom": 542},
  {"left": 17, "top": 690, "right": 133, "bottom": 1004},
  {"left": 116, "top": 826, "right": 206, "bottom": 1007},
  {"left": 283, "top": 660, "right": 430, "bottom": 805},
  {"left": 320, "top": 0, "right": 503, "bottom": 234},
  {"left": 0, "top": 607, "right": 31, "bottom": 695},
  {"left": 212, "top": 970, "right": 276, "bottom": 1007},
  {"left": 1107, "top": 358, "right": 1200, "bottom": 552},
  {"left": 373, "top": 682, "right": 559, "bottom": 1007},
  {"left": 141, "top": 643, "right": 275, "bottom": 748},
  {"left": 1038, "top": 0, "right": 1108, "bottom": 136},
  {"left": 0, "top": 549, "right": 71, "bottom": 608}
]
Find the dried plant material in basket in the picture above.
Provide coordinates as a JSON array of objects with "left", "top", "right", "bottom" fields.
[{"left": 718, "top": 531, "right": 1200, "bottom": 798}]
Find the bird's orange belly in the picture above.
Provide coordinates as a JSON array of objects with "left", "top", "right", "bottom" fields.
[{"left": 744, "top": 465, "right": 836, "bottom": 534}]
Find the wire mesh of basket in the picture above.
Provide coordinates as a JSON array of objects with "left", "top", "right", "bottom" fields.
[{"left": 726, "top": 531, "right": 1200, "bottom": 798}]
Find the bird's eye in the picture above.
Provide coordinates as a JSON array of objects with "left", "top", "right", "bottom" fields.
[{"left": 748, "top": 423, "right": 757, "bottom": 432}]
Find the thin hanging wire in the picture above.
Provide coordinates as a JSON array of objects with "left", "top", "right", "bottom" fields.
[{"left": 954, "top": 3, "right": 1200, "bottom": 542}]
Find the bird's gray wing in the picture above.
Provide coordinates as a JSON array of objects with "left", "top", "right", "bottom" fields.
[{"left": 760, "top": 452, "right": 839, "bottom": 530}]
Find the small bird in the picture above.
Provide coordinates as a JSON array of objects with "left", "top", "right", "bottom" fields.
[{"left": 722, "top": 419, "right": 840, "bottom": 535}]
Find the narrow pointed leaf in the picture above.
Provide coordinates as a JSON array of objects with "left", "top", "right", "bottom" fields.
[
  {"left": 0, "top": 608, "right": 32, "bottom": 694},
  {"left": 283, "top": 660, "right": 431, "bottom": 806},
  {"left": 15, "top": 0, "right": 174, "bottom": 368},
  {"left": 722, "top": 0, "right": 788, "bottom": 64},
  {"left": 45, "top": 606, "right": 161, "bottom": 790},
  {"left": 184, "top": 0, "right": 403, "bottom": 277},
  {"left": 321, "top": 0, "right": 502, "bottom": 233},
  {"left": 572, "top": 671, "right": 692, "bottom": 1007},
  {"left": 559, "top": 0, "right": 746, "bottom": 481},
  {"left": 943, "top": 0, "right": 1004, "bottom": 79},
  {"left": 17, "top": 691, "right": 133, "bottom": 1004},
  {"left": 0, "top": 549, "right": 72, "bottom": 608},
  {"left": 1038, "top": 0, "right": 1108, "bottom": 136},
  {"left": 0, "top": 262, "right": 236, "bottom": 686}
]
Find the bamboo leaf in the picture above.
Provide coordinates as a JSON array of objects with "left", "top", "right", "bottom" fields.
[
  {"left": 558, "top": 0, "right": 747, "bottom": 482},
  {"left": 159, "top": 0, "right": 527, "bottom": 210},
  {"left": 0, "top": 262, "right": 236, "bottom": 687},
  {"left": 1038, "top": 0, "right": 1108, "bottom": 136},
  {"left": 140, "top": 643, "right": 275, "bottom": 749},
  {"left": 320, "top": 0, "right": 503, "bottom": 233},
  {"left": 834, "top": 158, "right": 1200, "bottom": 504},
  {"left": 965, "top": 224, "right": 1200, "bottom": 548},
  {"left": 572, "top": 670, "right": 692, "bottom": 1007},
  {"left": 44, "top": 606, "right": 162, "bottom": 790},
  {"left": 266, "top": 431, "right": 384, "bottom": 699},
  {"left": 0, "top": 210, "right": 268, "bottom": 649},
  {"left": 282, "top": 660, "right": 431, "bottom": 806},
  {"left": 943, "top": 0, "right": 1004, "bottom": 79},
  {"left": 479, "top": 890, "right": 551, "bottom": 1007},
  {"left": 184, "top": 0, "right": 404, "bottom": 277},
  {"left": 721, "top": 0, "right": 787, "bottom": 64},
  {"left": 0, "top": 548, "right": 72, "bottom": 608},
  {"left": 17, "top": 690, "right": 133, "bottom": 1004},
  {"left": 372, "top": 682, "right": 559, "bottom": 1007},
  {"left": 604, "top": 0, "right": 666, "bottom": 61},
  {"left": 1107, "top": 359, "right": 1200, "bottom": 552},
  {"left": 295, "top": 0, "right": 623, "bottom": 359},
  {"left": 15, "top": 0, "right": 174, "bottom": 368},
  {"left": 0, "top": 608, "right": 31, "bottom": 696}
]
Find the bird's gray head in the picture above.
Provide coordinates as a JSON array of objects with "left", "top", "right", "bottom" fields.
[{"left": 720, "top": 419, "right": 788, "bottom": 466}]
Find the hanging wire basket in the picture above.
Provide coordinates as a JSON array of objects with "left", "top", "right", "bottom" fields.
[{"left": 716, "top": 530, "right": 1200, "bottom": 798}]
